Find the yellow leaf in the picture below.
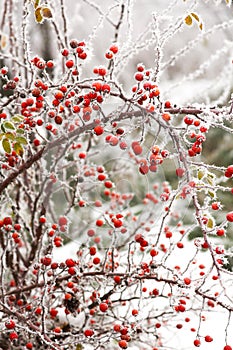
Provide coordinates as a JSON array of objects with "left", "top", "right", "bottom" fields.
[
  {"left": 191, "top": 13, "right": 199, "bottom": 22},
  {"left": 2, "top": 138, "right": 11, "bottom": 153},
  {"left": 76, "top": 345, "right": 83, "bottom": 350},
  {"left": 13, "top": 142, "right": 24, "bottom": 156},
  {"left": 34, "top": 7, "right": 43, "bottom": 23},
  {"left": 34, "top": 0, "right": 40, "bottom": 9},
  {"left": 185, "top": 15, "right": 192, "bottom": 26},
  {"left": 207, "top": 217, "right": 214, "bottom": 229},
  {"left": 41, "top": 7, "right": 52, "bottom": 18},
  {"left": 208, "top": 191, "right": 215, "bottom": 198},
  {"left": 0, "top": 33, "right": 7, "bottom": 49},
  {"left": 5, "top": 132, "right": 15, "bottom": 141},
  {"left": 197, "top": 170, "right": 205, "bottom": 180},
  {"left": 199, "top": 23, "right": 203, "bottom": 31}
]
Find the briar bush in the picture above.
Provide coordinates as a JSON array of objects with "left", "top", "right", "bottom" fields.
[{"left": 0, "top": 1, "right": 233, "bottom": 349}]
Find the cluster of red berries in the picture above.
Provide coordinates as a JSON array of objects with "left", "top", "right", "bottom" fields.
[
  {"left": 31, "top": 56, "right": 54, "bottom": 70},
  {"left": 131, "top": 63, "right": 160, "bottom": 107},
  {"left": 105, "top": 44, "right": 118, "bottom": 59},
  {"left": 62, "top": 39, "right": 88, "bottom": 65},
  {"left": 183, "top": 116, "right": 208, "bottom": 157},
  {"left": 130, "top": 142, "right": 169, "bottom": 175}
]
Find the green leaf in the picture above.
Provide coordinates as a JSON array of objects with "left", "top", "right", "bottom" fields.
[
  {"left": 13, "top": 142, "right": 24, "bottom": 156},
  {"left": 1, "top": 124, "right": 5, "bottom": 133},
  {"left": 2, "top": 138, "right": 11, "bottom": 153},
  {"left": 3, "top": 121, "right": 15, "bottom": 130},
  {"left": 16, "top": 128, "right": 25, "bottom": 135},
  {"left": 11, "top": 115, "right": 24, "bottom": 123},
  {"left": 15, "top": 136, "right": 28, "bottom": 145}
]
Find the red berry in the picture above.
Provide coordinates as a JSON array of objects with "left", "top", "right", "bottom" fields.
[
  {"left": 5, "top": 320, "right": 16, "bottom": 329},
  {"left": 58, "top": 216, "right": 68, "bottom": 226},
  {"left": 39, "top": 216, "right": 46, "bottom": 224},
  {"left": 184, "top": 116, "right": 193, "bottom": 125},
  {"left": 205, "top": 335, "right": 213, "bottom": 343},
  {"left": 93, "top": 256, "right": 100, "bottom": 264},
  {"left": 1, "top": 66, "right": 8, "bottom": 75},
  {"left": 118, "top": 340, "right": 128, "bottom": 349},
  {"left": 162, "top": 113, "right": 171, "bottom": 122},
  {"left": 131, "top": 141, "right": 142, "bottom": 155},
  {"left": 3, "top": 216, "right": 12, "bottom": 226},
  {"left": 68, "top": 267, "right": 76, "bottom": 275},
  {"left": 41, "top": 256, "right": 52, "bottom": 266},
  {"left": 94, "top": 125, "right": 104, "bottom": 136},
  {"left": 98, "top": 173, "right": 106, "bottom": 181},
  {"left": 225, "top": 165, "right": 233, "bottom": 177},
  {"left": 114, "top": 275, "right": 121, "bottom": 284},
  {"left": 84, "top": 329, "right": 94, "bottom": 337},
  {"left": 55, "top": 115, "right": 63, "bottom": 125},
  {"left": 105, "top": 51, "right": 113, "bottom": 59},
  {"left": 110, "top": 44, "right": 118, "bottom": 54},
  {"left": 65, "top": 258, "right": 76, "bottom": 267},
  {"left": 33, "top": 139, "right": 40, "bottom": 147},
  {"left": 177, "top": 304, "right": 185, "bottom": 312},
  {"left": 98, "top": 67, "right": 107, "bottom": 76},
  {"left": 61, "top": 48, "right": 69, "bottom": 56},
  {"left": 89, "top": 246, "right": 97, "bottom": 255},
  {"left": 165, "top": 100, "right": 171, "bottom": 108},
  {"left": 134, "top": 73, "right": 144, "bottom": 81},
  {"left": 184, "top": 277, "right": 191, "bottom": 285},
  {"left": 102, "top": 83, "right": 111, "bottom": 93},
  {"left": 132, "top": 309, "right": 138, "bottom": 316},
  {"left": 105, "top": 181, "right": 113, "bottom": 188},
  {"left": 177, "top": 242, "right": 184, "bottom": 249},
  {"left": 194, "top": 339, "right": 201, "bottom": 347},
  {"left": 46, "top": 60, "right": 54, "bottom": 68},
  {"left": 53, "top": 327, "right": 61, "bottom": 333},
  {"left": 99, "top": 302, "right": 108, "bottom": 312},
  {"left": 9, "top": 331, "right": 18, "bottom": 341},
  {"left": 176, "top": 168, "right": 185, "bottom": 177},
  {"left": 226, "top": 212, "right": 233, "bottom": 222},
  {"left": 224, "top": 346, "right": 232, "bottom": 350},
  {"left": 96, "top": 219, "right": 104, "bottom": 227},
  {"left": 66, "top": 60, "right": 74, "bottom": 69},
  {"left": 50, "top": 308, "right": 58, "bottom": 318},
  {"left": 212, "top": 202, "right": 220, "bottom": 210},
  {"left": 26, "top": 343, "right": 33, "bottom": 349}
]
